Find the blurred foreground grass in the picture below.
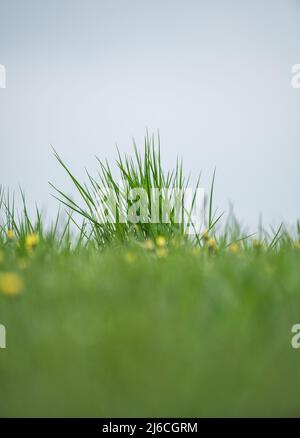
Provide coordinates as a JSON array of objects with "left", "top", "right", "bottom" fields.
[{"left": 0, "top": 241, "right": 300, "bottom": 417}]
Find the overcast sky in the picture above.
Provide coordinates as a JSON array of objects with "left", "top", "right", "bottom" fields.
[{"left": 0, "top": 0, "right": 300, "bottom": 230}]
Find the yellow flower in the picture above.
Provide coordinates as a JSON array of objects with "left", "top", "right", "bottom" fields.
[
  {"left": 156, "top": 248, "right": 168, "bottom": 258},
  {"left": 6, "top": 229, "right": 15, "bottom": 240},
  {"left": 202, "top": 230, "right": 209, "bottom": 242},
  {"left": 144, "top": 239, "right": 154, "bottom": 251},
  {"left": 156, "top": 236, "right": 166, "bottom": 248},
  {"left": 25, "top": 233, "right": 39, "bottom": 251},
  {"left": 207, "top": 237, "right": 217, "bottom": 252},
  {"left": 0, "top": 251, "right": 4, "bottom": 264},
  {"left": 124, "top": 252, "right": 136, "bottom": 263},
  {"left": 253, "top": 239, "right": 263, "bottom": 249},
  {"left": 229, "top": 243, "right": 239, "bottom": 254},
  {"left": 0, "top": 272, "right": 23, "bottom": 296}
]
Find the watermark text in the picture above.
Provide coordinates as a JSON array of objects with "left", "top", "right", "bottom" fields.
[
  {"left": 291, "top": 64, "right": 300, "bottom": 89},
  {"left": 291, "top": 324, "right": 300, "bottom": 349},
  {"left": 0, "top": 324, "right": 6, "bottom": 349},
  {"left": 95, "top": 185, "right": 205, "bottom": 234}
]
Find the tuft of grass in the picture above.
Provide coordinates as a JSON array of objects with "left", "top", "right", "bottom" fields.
[{"left": 50, "top": 134, "right": 220, "bottom": 246}]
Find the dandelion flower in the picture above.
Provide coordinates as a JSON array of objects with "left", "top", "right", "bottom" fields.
[
  {"left": 202, "top": 230, "right": 209, "bottom": 242},
  {"left": 156, "top": 236, "right": 166, "bottom": 248},
  {"left": 207, "top": 238, "right": 218, "bottom": 253},
  {"left": 6, "top": 229, "right": 15, "bottom": 240},
  {"left": 25, "top": 233, "right": 39, "bottom": 251},
  {"left": 253, "top": 239, "right": 263, "bottom": 249},
  {"left": 229, "top": 243, "right": 239, "bottom": 254},
  {"left": 0, "top": 272, "right": 23, "bottom": 296},
  {"left": 144, "top": 239, "right": 154, "bottom": 251}
]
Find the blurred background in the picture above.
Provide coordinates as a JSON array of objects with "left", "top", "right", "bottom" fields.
[{"left": 0, "top": 0, "right": 299, "bottom": 229}]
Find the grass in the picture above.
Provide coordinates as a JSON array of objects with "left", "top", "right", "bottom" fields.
[
  {"left": 0, "top": 135, "right": 300, "bottom": 417},
  {"left": 50, "top": 133, "right": 207, "bottom": 245}
]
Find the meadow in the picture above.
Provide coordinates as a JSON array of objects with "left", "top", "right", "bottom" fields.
[{"left": 0, "top": 137, "right": 300, "bottom": 417}]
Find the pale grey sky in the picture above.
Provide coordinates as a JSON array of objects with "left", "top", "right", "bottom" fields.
[{"left": 0, "top": 0, "right": 300, "bottom": 229}]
